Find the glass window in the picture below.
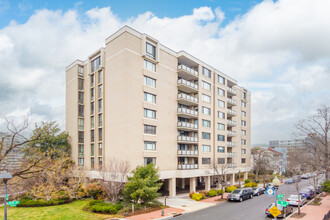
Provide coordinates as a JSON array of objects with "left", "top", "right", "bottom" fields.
[
  {"left": 218, "top": 75, "right": 225, "bottom": 84},
  {"left": 78, "top": 118, "right": 84, "bottom": 131},
  {"left": 202, "top": 81, "right": 211, "bottom": 90},
  {"left": 202, "top": 94, "right": 211, "bottom": 103},
  {"left": 202, "top": 67, "right": 211, "bottom": 78},
  {"left": 91, "top": 130, "right": 94, "bottom": 142},
  {"left": 146, "top": 43, "right": 156, "bottom": 60},
  {"left": 91, "top": 56, "right": 101, "bottom": 72},
  {"left": 91, "top": 102, "right": 94, "bottom": 115},
  {"left": 217, "top": 135, "right": 225, "bottom": 141},
  {"left": 144, "top": 92, "right": 156, "bottom": 103},
  {"left": 91, "top": 157, "right": 94, "bottom": 170},
  {"left": 144, "top": 76, "right": 156, "bottom": 88},
  {"left": 202, "top": 107, "right": 211, "bottom": 115},
  {"left": 98, "top": 143, "right": 103, "bottom": 156},
  {"left": 98, "top": 157, "right": 103, "bottom": 171},
  {"left": 78, "top": 78, "right": 84, "bottom": 90},
  {"left": 242, "top": 111, "right": 246, "bottom": 117},
  {"left": 144, "top": 108, "right": 156, "bottom": 119},
  {"left": 78, "top": 105, "right": 84, "bottom": 117},
  {"left": 217, "top": 123, "right": 225, "bottom": 130},
  {"left": 91, "top": 116, "right": 95, "bottom": 129},
  {"left": 202, "top": 132, "right": 210, "bottom": 140},
  {"left": 202, "top": 158, "right": 211, "bottom": 164},
  {"left": 144, "top": 141, "right": 156, "bottom": 150},
  {"left": 243, "top": 92, "right": 247, "bottom": 100},
  {"left": 242, "top": 120, "right": 246, "bottom": 126},
  {"left": 218, "top": 111, "right": 225, "bottom": 119},
  {"left": 202, "top": 145, "right": 211, "bottom": 152},
  {"left": 144, "top": 157, "right": 156, "bottom": 165},
  {"left": 218, "top": 158, "right": 225, "bottom": 164},
  {"left": 98, "top": 85, "right": 103, "bottom": 98},
  {"left": 202, "top": 119, "right": 211, "bottom": 127},
  {"left": 78, "top": 131, "right": 84, "bottom": 143},
  {"left": 242, "top": 158, "right": 246, "bottom": 164},
  {"left": 78, "top": 92, "right": 84, "bottom": 104},
  {"left": 242, "top": 149, "right": 246, "bottom": 154},
  {"left": 91, "top": 74, "right": 94, "bottom": 87},
  {"left": 241, "top": 101, "right": 246, "bottom": 107},
  {"left": 91, "top": 88, "right": 95, "bottom": 101},
  {"left": 217, "top": 146, "right": 225, "bottom": 153},
  {"left": 242, "top": 130, "right": 246, "bottom": 136},
  {"left": 78, "top": 65, "right": 84, "bottom": 76},
  {"left": 98, "top": 99, "right": 103, "bottom": 112},
  {"left": 78, "top": 158, "right": 84, "bottom": 167},
  {"left": 98, "top": 70, "right": 103, "bottom": 84},
  {"left": 217, "top": 100, "right": 225, "bottom": 108},
  {"left": 91, "top": 144, "right": 95, "bottom": 156},
  {"left": 98, "top": 114, "right": 103, "bottom": 127},
  {"left": 144, "top": 124, "right": 156, "bottom": 134},
  {"left": 78, "top": 144, "right": 84, "bottom": 157},
  {"left": 241, "top": 139, "right": 246, "bottom": 145},
  {"left": 99, "top": 128, "right": 102, "bottom": 141},
  {"left": 217, "top": 88, "right": 225, "bottom": 96},
  {"left": 144, "top": 60, "right": 156, "bottom": 71}
]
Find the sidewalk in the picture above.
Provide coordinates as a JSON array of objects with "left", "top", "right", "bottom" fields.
[
  {"left": 288, "top": 195, "right": 330, "bottom": 220},
  {"left": 124, "top": 207, "right": 186, "bottom": 220}
]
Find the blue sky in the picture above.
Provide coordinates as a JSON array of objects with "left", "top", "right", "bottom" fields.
[{"left": 0, "top": 0, "right": 263, "bottom": 28}]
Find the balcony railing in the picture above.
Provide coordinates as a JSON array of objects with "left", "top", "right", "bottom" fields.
[
  {"left": 178, "top": 164, "right": 198, "bottom": 170},
  {"left": 227, "top": 87, "right": 237, "bottom": 95},
  {"left": 227, "top": 120, "right": 237, "bottom": 126},
  {"left": 227, "top": 131, "right": 237, "bottom": 136},
  {"left": 178, "top": 93, "right": 198, "bottom": 104},
  {"left": 227, "top": 109, "right": 237, "bottom": 116},
  {"left": 177, "top": 150, "right": 198, "bottom": 156},
  {"left": 227, "top": 141, "right": 237, "bottom": 147},
  {"left": 227, "top": 152, "right": 237, "bottom": 157},
  {"left": 178, "top": 79, "right": 198, "bottom": 90},
  {"left": 178, "top": 122, "right": 198, "bottom": 130},
  {"left": 227, "top": 98, "right": 237, "bottom": 106},
  {"left": 178, "top": 64, "right": 198, "bottom": 77},
  {"left": 177, "top": 107, "right": 198, "bottom": 117},
  {"left": 227, "top": 163, "right": 236, "bottom": 168},
  {"left": 177, "top": 136, "right": 198, "bottom": 142}
]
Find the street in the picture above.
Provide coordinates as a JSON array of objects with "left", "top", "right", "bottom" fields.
[{"left": 174, "top": 179, "right": 318, "bottom": 220}]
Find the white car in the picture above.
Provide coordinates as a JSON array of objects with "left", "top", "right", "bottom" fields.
[{"left": 287, "top": 194, "right": 307, "bottom": 206}]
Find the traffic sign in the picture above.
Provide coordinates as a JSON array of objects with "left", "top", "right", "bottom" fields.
[
  {"left": 277, "top": 200, "right": 289, "bottom": 207},
  {"left": 266, "top": 188, "right": 275, "bottom": 196},
  {"left": 5, "top": 195, "right": 8, "bottom": 200},
  {"left": 269, "top": 206, "right": 281, "bottom": 218},
  {"left": 7, "top": 200, "right": 20, "bottom": 207},
  {"left": 277, "top": 194, "right": 284, "bottom": 200}
]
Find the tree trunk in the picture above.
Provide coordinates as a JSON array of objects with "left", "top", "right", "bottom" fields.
[{"left": 221, "top": 184, "right": 224, "bottom": 199}]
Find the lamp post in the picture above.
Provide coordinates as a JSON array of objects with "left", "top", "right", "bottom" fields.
[
  {"left": 0, "top": 172, "right": 13, "bottom": 220},
  {"left": 273, "top": 176, "right": 281, "bottom": 220}
]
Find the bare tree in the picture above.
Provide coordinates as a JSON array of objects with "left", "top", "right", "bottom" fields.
[
  {"left": 211, "top": 161, "right": 230, "bottom": 199},
  {"left": 251, "top": 148, "right": 274, "bottom": 187},
  {"left": 98, "top": 158, "right": 131, "bottom": 203}
]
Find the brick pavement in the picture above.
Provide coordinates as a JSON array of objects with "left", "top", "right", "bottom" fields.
[{"left": 124, "top": 207, "right": 185, "bottom": 220}]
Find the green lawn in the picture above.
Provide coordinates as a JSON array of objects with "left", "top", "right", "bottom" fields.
[{"left": 0, "top": 200, "right": 120, "bottom": 220}]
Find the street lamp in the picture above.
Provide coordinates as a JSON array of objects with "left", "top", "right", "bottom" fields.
[
  {"left": 273, "top": 176, "right": 281, "bottom": 220},
  {"left": 0, "top": 172, "right": 13, "bottom": 220}
]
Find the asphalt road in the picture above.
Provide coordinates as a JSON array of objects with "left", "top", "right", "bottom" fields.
[{"left": 174, "top": 178, "right": 320, "bottom": 220}]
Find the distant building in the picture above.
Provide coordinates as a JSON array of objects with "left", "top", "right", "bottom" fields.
[{"left": 269, "top": 139, "right": 304, "bottom": 149}]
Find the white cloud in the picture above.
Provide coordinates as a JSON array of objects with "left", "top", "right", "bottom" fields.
[{"left": 0, "top": 0, "right": 329, "bottom": 144}]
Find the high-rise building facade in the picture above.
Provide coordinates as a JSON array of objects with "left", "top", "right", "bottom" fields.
[{"left": 66, "top": 26, "right": 251, "bottom": 197}]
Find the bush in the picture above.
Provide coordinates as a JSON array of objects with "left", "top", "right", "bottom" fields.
[
  {"left": 321, "top": 180, "right": 330, "bottom": 193},
  {"left": 198, "top": 190, "right": 207, "bottom": 199},
  {"left": 251, "top": 182, "right": 258, "bottom": 187},
  {"left": 225, "top": 186, "right": 237, "bottom": 193},
  {"left": 85, "top": 183, "right": 104, "bottom": 200},
  {"left": 245, "top": 179, "right": 250, "bottom": 184},
  {"left": 18, "top": 198, "right": 68, "bottom": 207},
  {"left": 216, "top": 189, "right": 223, "bottom": 194},
  {"left": 244, "top": 183, "right": 252, "bottom": 187},
  {"left": 208, "top": 189, "right": 217, "bottom": 197},
  {"left": 86, "top": 200, "right": 123, "bottom": 214},
  {"left": 189, "top": 191, "right": 195, "bottom": 198},
  {"left": 191, "top": 193, "right": 203, "bottom": 201}
]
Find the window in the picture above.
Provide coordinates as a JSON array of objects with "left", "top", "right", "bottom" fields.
[
  {"left": 78, "top": 131, "right": 84, "bottom": 143},
  {"left": 202, "top": 158, "right": 211, "bottom": 164},
  {"left": 242, "top": 130, "right": 246, "bottom": 136},
  {"left": 98, "top": 70, "right": 103, "bottom": 84},
  {"left": 78, "top": 78, "right": 84, "bottom": 90},
  {"left": 218, "top": 158, "right": 225, "bottom": 164},
  {"left": 202, "top": 132, "right": 210, "bottom": 140},
  {"left": 144, "top": 141, "right": 156, "bottom": 150},
  {"left": 243, "top": 92, "right": 247, "bottom": 100},
  {"left": 218, "top": 111, "right": 225, "bottom": 119},
  {"left": 91, "top": 102, "right": 94, "bottom": 115},
  {"left": 91, "top": 116, "right": 95, "bottom": 129},
  {"left": 91, "top": 144, "right": 95, "bottom": 156},
  {"left": 91, "top": 157, "right": 94, "bottom": 170},
  {"left": 217, "top": 134, "right": 225, "bottom": 141},
  {"left": 78, "top": 65, "right": 84, "bottom": 76},
  {"left": 91, "top": 130, "right": 94, "bottom": 142},
  {"left": 242, "top": 149, "right": 246, "bottom": 154},
  {"left": 217, "top": 88, "right": 225, "bottom": 96},
  {"left": 241, "top": 139, "right": 246, "bottom": 145},
  {"left": 78, "top": 92, "right": 84, "bottom": 104},
  {"left": 144, "top": 157, "right": 156, "bottom": 165},
  {"left": 78, "top": 105, "right": 84, "bottom": 117},
  {"left": 78, "top": 144, "right": 84, "bottom": 157},
  {"left": 217, "top": 123, "right": 225, "bottom": 130},
  {"left": 241, "top": 101, "right": 246, "bottom": 107},
  {"left": 218, "top": 75, "right": 225, "bottom": 84},
  {"left": 98, "top": 114, "right": 103, "bottom": 127},
  {"left": 242, "top": 120, "right": 247, "bottom": 126},
  {"left": 91, "top": 56, "right": 101, "bottom": 72},
  {"left": 202, "top": 119, "right": 211, "bottom": 127},
  {"left": 146, "top": 43, "right": 156, "bottom": 59},
  {"left": 202, "top": 106, "right": 211, "bottom": 115},
  {"left": 98, "top": 85, "right": 103, "bottom": 98},
  {"left": 91, "top": 74, "right": 94, "bottom": 87},
  {"left": 217, "top": 146, "right": 225, "bottom": 153},
  {"left": 98, "top": 157, "right": 103, "bottom": 171},
  {"left": 202, "top": 145, "right": 211, "bottom": 152},
  {"left": 217, "top": 100, "right": 225, "bottom": 108},
  {"left": 242, "top": 111, "right": 246, "bottom": 117},
  {"left": 144, "top": 92, "right": 156, "bottom": 103},
  {"left": 98, "top": 99, "right": 103, "bottom": 112},
  {"left": 202, "top": 67, "right": 211, "bottom": 78},
  {"left": 241, "top": 158, "right": 246, "bottom": 164},
  {"left": 144, "top": 108, "right": 156, "bottom": 119},
  {"left": 202, "top": 81, "right": 211, "bottom": 90},
  {"left": 144, "top": 124, "right": 156, "bottom": 134},
  {"left": 99, "top": 128, "right": 102, "bottom": 141},
  {"left": 78, "top": 118, "right": 84, "bottom": 131},
  {"left": 144, "top": 76, "right": 156, "bottom": 88},
  {"left": 98, "top": 143, "right": 103, "bottom": 156},
  {"left": 78, "top": 158, "right": 84, "bottom": 167},
  {"left": 144, "top": 60, "right": 156, "bottom": 71},
  {"left": 202, "top": 94, "right": 211, "bottom": 103},
  {"left": 91, "top": 88, "right": 95, "bottom": 101}
]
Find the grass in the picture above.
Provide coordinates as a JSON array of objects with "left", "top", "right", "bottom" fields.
[{"left": 0, "top": 200, "right": 121, "bottom": 220}]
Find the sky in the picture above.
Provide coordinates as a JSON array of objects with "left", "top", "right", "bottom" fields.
[{"left": 0, "top": 0, "right": 329, "bottom": 145}]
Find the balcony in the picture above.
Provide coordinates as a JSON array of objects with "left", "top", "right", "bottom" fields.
[
  {"left": 227, "top": 152, "right": 237, "bottom": 157},
  {"left": 178, "top": 164, "right": 198, "bottom": 170},
  {"left": 177, "top": 107, "right": 198, "bottom": 118},
  {"left": 227, "top": 120, "right": 237, "bottom": 127},
  {"left": 178, "top": 79, "right": 198, "bottom": 93},
  {"left": 178, "top": 93, "right": 198, "bottom": 106},
  {"left": 177, "top": 136, "right": 198, "bottom": 143},
  {"left": 178, "top": 64, "right": 198, "bottom": 80},
  {"left": 177, "top": 150, "right": 198, "bottom": 156},
  {"left": 227, "top": 131, "right": 237, "bottom": 137},
  {"left": 227, "top": 141, "right": 237, "bottom": 147},
  {"left": 227, "top": 87, "right": 237, "bottom": 96},
  {"left": 227, "top": 98, "right": 237, "bottom": 106},
  {"left": 177, "top": 121, "right": 198, "bottom": 131},
  {"left": 227, "top": 163, "right": 236, "bottom": 168},
  {"left": 227, "top": 109, "right": 237, "bottom": 116}
]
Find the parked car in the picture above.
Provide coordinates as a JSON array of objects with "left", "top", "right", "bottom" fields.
[
  {"left": 307, "top": 185, "right": 322, "bottom": 194},
  {"left": 293, "top": 176, "right": 301, "bottom": 182},
  {"left": 252, "top": 187, "right": 265, "bottom": 196},
  {"left": 227, "top": 188, "right": 253, "bottom": 202},
  {"left": 265, "top": 203, "right": 293, "bottom": 218},
  {"left": 300, "top": 188, "right": 314, "bottom": 199},
  {"left": 287, "top": 194, "right": 307, "bottom": 206},
  {"left": 285, "top": 178, "right": 295, "bottom": 184},
  {"left": 266, "top": 183, "right": 274, "bottom": 188},
  {"left": 301, "top": 174, "right": 309, "bottom": 179}
]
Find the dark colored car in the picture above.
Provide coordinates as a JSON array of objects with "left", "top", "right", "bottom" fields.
[
  {"left": 252, "top": 187, "right": 265, "bottom": 196},
  {"left": 285, "top": 178, "right": 295, "bottom": 184},
  {"left": 265, "top": 203, "right": 293, "bottom": 218},
  {"left": 301, "top": 174, "right": 309, "bottom": 179},
  {"left": 300, "top": 188, "right": 314, "bottom": 199},
  {"left": 227, "top": 188, "right": 254, "bottom": 202},
  {"left": 307, "top": 185, "right": 322, "bottom": 194}
]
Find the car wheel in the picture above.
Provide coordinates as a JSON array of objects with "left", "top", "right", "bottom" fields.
[
  {"left": 239, "top": 197, "right": 243, "bottom": 202},
  {"left": 257, "top": 192, "right": 260, "bottom": 196},
  {"left": 250, "top": 194, "right": 253, "bottom": 199}
]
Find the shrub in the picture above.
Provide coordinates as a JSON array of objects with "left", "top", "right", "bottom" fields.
[
  {"left": 321, "top": 180, "right": 330, "bottom": 193},
  {"left": 191, "top": 193, "right": 203, "bottom": 201},
  {"left": 86, "top": 200, "right": 123, "bottom": 214},
  {"left": 18, "top": 198, "right": 67, "bottom": 207},
  {"left": 225, "top": 186, "right": 237, "bottom": 193},
  {"left": 245, "top": 179, "right": 250, "bottom": 184},
  {"left": 208, "top": 189, "right": 217, "bottom": 197},
  {"left": 216, "top": 189, "right": 223, "bottom": 194},
  {"left": 189, "top": 192, "right": 195, "bottom": 198},
  {"left": 198, "top": 190, "right": 207, "bottom": 199},
  {"left": 244, "top": 183, "right": 253, "bottom": 187},
  {"left": 85, "top": 183, "right": 104, "bottom": 200},
  {"left": 251, "top": 182, "right": 258, "bottom": 187}
]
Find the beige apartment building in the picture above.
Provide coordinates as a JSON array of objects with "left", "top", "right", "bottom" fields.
[{"left": 66, "top": 26, "right": 251, "bottom": 197}]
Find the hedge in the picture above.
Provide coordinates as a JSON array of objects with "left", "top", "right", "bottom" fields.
[
  {"left": 245, "top": 179, "right": 250, "bottom": 184},
  {"left": 191, "top": 193, "right": 203, "bottom": 201},
  {"left": 244, "top": 182, "right": 258, "bottom": 187},
  {"left": 208, "top": 189, "right": 217, "bottom": 197},
  {"left": 216, "top": 189, "right": 223, "bottom": 194},
  {"left": 17, "top": 198, "right": 68, "bottom": 207},
  {"left": 225, "top": 186, "right": 237, "bottom": 193},
  {"left": 86, "top": 200, "right": 123, "bottom": 214}
]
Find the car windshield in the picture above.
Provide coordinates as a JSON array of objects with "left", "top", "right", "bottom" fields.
[
  {"left": 289, "top": 195, "right": 298, "bottom": 199},
  {"left": 252, "top": 187, "right": 257, "bottom": 190},
  {"left": 232, "top": 190, "right": 241, "bottom": 194}
]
